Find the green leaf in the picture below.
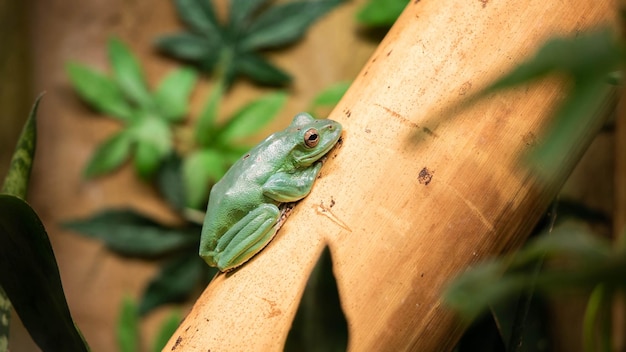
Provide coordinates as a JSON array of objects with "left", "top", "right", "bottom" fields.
[
  {"left": 356, "top": 0, "right": 408, "bottom": 27},
  {"left": 83, "top": 131, "right": 132, "bottom": 178},
  {"left": 195, "top": 83, "right": 224, "bottom": 146},
  {"left": 285, "top": 246, "right": 348, "bottom": 351},
  {"left": 2, "top": 95, "right": 41, "bottom": 197},
  {"left": 229, "top": 0, "right": 271, "bottom": 27},
  {"left": 156, "top": 154, "right": 187, "bottom": 210},
  {"left": 241, "top": 0, "right": 345, "bottom": 50},
  {"left": 135, "top": 141, "right": 166, "bottom": 179},
  {"left": 310, "top": 81, "right": 350, "bottom": 110},
  {"left": 153, "top": 67, "right": 198, "bottom": 121},
  {"left": 174, "top": 0, "right": 220, "bottom": 35},
  {"left": 155, "top": 33, "right": 216, "bottom": 63},
  {"left": 151, "top": 310, "right": 182, "bottom": 352},
  {"left": 66, "top": 62, "right": 134, "bottom": 121},
  {"left": 235, "top": 52, "right": 292, "bottom": 86},
  {"left": 218, "top": 91, "right": 287, "bottom": 143},
  {"left": 117, "top": 296, "right": 139, "bottom": 352},
  {"left": 529, "top": 77, "right": 613, "bottom": 181},
  {"left": 485, "top": 28, "right": 622, "bottom": 93},
  {"left": 108, "top": 37, "right": 152, "bottom": 106},
  {"left": 0, "top": 195, "right": 90, "bottom": 352},
  {"left": 139, "top": 254, "right": 212, "bottom": 315},
  {"left": 64, "top": 209, "right": 199, "bottom": 257},
  {"left": 182, "top": 149, "right": 228, "bottom": 209}
]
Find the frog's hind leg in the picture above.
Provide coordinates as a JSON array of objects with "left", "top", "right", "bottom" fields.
[{"left": 216, "top": 203, "right": 281, "bottom": 271}]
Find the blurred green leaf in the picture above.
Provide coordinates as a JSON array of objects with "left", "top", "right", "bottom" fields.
[
  {"left": 218, "top": 91, "right": 287, "bottom": 143},
  {"left": 195, "top": 83, "right": 224, "bottom": 146},
  {"left": 117, "top": 296, "right": 139, "bottom": 352},
  {"left": 174, "top": 0, "right": 220, "bottom": 35},
  {"left": 155, "top": 33, "right": 216, "bottom": 63},
  {"left": 485, "top": 29, "right": 622, "bottom": 93},
  {"left": 64, "top": 209, "right": 198, "bottom": 257},
  {"left": 2, "top": 95, "right": 41, "bottom": 197},
  {"left": 135, "top": 141, "right": 167, "bottom": 179},
  {"left": 241, "top": 0, "right": 344, "bottom": 50},
  {"left": 157, "top": 154, "right": 187, "bottom": 210},
  {"left": 183, "top": 149, "right": 227, "bottom": 209},
  {"left": 151, "top": 310, "right": 182, "bottom": 352},
  {"left": 139, "top": 254, "right": 213, "bottom": 315},
  {"left": 443, "top": 222, "right": 620, "bottom": 321},
  {"left": 310, "top": 81, "right": 350, "bottom": 112},
  {"left": 108, "top": 38, "right": 152, "bottom": 106},
  {"left": 0, "top": 195, "right": 89, "bottom": 352},
  {"left": 229, "top": 0, "right": 270, "bottom": 27},
  {"left": 157, "top": 0, "right": 345, "bottom": 87},
  {"left": 83, "top": 131, "right": 132, "bottom": 178},
  {"left": 285, "top": 246, "right": 348, "bottom": 351},
  {"left": 153, "top": 67, "right": 198, "bottom": 121},
  {"left": 356, "top": 0, "right": 408, "bottom": 27},
  {"left": 235, "top": 52, "right": 292, "bottom": 86},
  {"left": 66, "top": 62, "right": 135, "bottom": 122}
]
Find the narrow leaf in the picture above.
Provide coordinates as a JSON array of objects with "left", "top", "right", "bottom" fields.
[
  {"left": 241, "top": 0, "right": 344, "bottom": 50},
  {"left": 139, "top": 254, "right": 211, "bottom": 315},
  {"left": 155, "top": 33, "right": 216, "bottom": 63},
  {"left": 135, "top": 142, "right": 166, "bottom": 179},
  {"left": 285, "top": 246, "right": 348, "bottom": 351},
  {"left": 153, "top": 67, "right": 198, "bottom": 121},
  {"left": 229, "top": 0, "right": 271, "bottom": 27},
  {"left": 156, "top": 154, "right": 187, "bottom": 210},
  {"left": 64, "top": 209, "right": 199, "bottom": 257},
  {"left": 235, "top": 52, "right": 292, "bottom": 86},
  {"left": 0, "top": 195, "right": 89, "bottom": 352},
  {"left": 117, "top": 296, "right": 139, "bottom": 352},
  {"left": 182, "top": 149, "right": 227, "bottom": 209},
  {"left": 108, "top": 38, "right": 152, "bottom": 106},
  {"left": 218, "top": 91, "right": 287, "bottom": 143},
  {"left": 356, "top": 0, "right": 408, "bottom": 27},
  {"left": 66, "top": 62, "right": 135, "bottom": 121},
  {"left": 83, "top": 131, "right": 132, "bottom": 178},
  {"left": 2, "top": 94, "right": 41, "bottom": 197},
  {"left": 174, "top": 0, "right": 220, "bottom": 35},
  {"left": 151, "top": 310, "right": 182, "bottom": 352},
  {"left": 195, "top": 83, "right": 224, "bottom": 146},
  {"left": 310, "top": 81, "right": 350, "bottom": 110}
]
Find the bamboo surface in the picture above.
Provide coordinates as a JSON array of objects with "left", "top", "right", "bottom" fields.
[{"left": 163, "top": 1, "right": 616, "bottom": 351}]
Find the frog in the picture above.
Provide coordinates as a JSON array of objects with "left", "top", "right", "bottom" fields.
[{"left": 200, "top": 112, "right": 342, "bottom": 272}]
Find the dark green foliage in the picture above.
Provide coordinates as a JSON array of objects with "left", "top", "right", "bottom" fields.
[
  {"left": 156, "top": 0, "right": 346, "bottom": 87},
  {"left": 64, "top": 209, "right": 199, "bottom": 258},
  {"left": 0, "top": 195, "right": 89, "bottom": 352},
  {"left": 356, "top": 0, "right": 408, "bottom": 27},
  {"left": 285, "top": 246, "right": 348, "bottom": 351},
  {"left": 63, "top": 208, "right": 217, "bottom": 315}
]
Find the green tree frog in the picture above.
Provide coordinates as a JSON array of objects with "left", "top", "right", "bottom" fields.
[{"left": 200, "top": 113, "right": 342, "bottom": 271}]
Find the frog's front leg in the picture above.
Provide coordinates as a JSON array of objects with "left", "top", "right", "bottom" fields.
[
  {"left": 263, "top": 162, "right": 323, "bottom": 202},
  {"left": 213, "top": 203, "right": 280, "bottom": 271}
]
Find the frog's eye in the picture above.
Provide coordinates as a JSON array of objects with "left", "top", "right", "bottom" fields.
[{"left": 304, "top": 128, "right": 319, "bottom": 148}]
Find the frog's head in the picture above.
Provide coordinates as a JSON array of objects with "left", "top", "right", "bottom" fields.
[{"left": 288, "top": 113, "right": 342, "bottom": 167}]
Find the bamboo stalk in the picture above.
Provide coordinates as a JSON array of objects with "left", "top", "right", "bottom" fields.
[{"left": 164, "top": 1, "right": 615, "bottom": 350}]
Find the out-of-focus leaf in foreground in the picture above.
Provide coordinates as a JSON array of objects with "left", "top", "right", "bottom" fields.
[
  {"left": 443, "top": 222, "right": 618, "bottom": 322},
  {"left": 285, "top": 246, "right": 348, "bottom": 352},
  {"left": 480, "top": 28, "right": 623, "bottom": 179},
  {"left": 0, "top": 195, "right": 89, "bottom": 352}
]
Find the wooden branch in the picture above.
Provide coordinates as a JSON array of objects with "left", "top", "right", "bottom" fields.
[{"left": 165, "top": 1, "right": 615, "bottom": 351}]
